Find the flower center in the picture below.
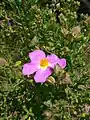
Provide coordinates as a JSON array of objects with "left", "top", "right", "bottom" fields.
[{"left": 40, "top": 58, "right": 49, "bottom": 68}]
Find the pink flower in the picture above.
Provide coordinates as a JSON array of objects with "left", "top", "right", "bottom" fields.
[{"left": 22, "top": 50, "right": 66, "bottom": 83}]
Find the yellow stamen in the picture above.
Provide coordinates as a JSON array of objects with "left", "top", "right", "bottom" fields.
[{"left": 40, "top": 58, "right": 49, "bottom": 68}]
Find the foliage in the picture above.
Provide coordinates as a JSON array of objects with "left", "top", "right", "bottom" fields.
[{"left": 0, "top": 0, "right": 90, "bottom": 119}]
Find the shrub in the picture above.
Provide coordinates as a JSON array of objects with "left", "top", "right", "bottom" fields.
[{"left": 0, "top": 0, "right": 90, "bottom": 119}]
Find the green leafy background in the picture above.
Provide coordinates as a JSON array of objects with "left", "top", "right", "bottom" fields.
[{"left": 0, "top": 0, "right": 90, "bottom": 119}]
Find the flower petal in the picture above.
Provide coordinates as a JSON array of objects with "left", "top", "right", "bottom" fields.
[
  {"left": 29, "top": 50, "right": 46, "bottom": 63},
  {"left": 34, "top": 68, "right": 52, "bottom": 83},
  {"left": 58, "top": 58, "right": 66, "bottom": 69},
  {"left": 47, "top": 54, "right": 59, "bottom": 68},
  {"left": 22, "top": 62, "right": 38, "bottom": 75}
]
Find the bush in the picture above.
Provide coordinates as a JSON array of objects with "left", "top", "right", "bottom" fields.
[{"left": 0, "top": 0, "right": 90, "bottom": 119}]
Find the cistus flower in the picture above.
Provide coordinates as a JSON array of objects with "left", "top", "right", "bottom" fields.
[{"left": 22, "top": 50, "right": 66, "bottom": 83}]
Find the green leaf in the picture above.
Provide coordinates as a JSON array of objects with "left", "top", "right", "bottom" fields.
[
  {"left": 15, "top": 0, "right": 22, "bottom": 7},
  {"left": 15, "top": 61, "right": 22, "bottom": 67}
]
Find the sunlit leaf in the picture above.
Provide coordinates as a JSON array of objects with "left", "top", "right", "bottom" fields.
[{"left": 15, "top": 61, "right": 22, "bottom": 67}]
